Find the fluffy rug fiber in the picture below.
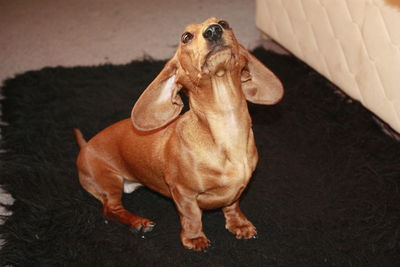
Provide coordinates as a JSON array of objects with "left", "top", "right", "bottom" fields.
[{"left": 1, "top": 49, "right": 400, "bottom": 266}]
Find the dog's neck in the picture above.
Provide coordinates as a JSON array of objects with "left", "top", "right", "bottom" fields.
[{"left": 187, "top": 69, "right": 252, "bottom": 160}]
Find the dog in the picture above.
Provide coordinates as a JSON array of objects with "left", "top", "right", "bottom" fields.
[{"left": 74, "top": 17, "right": 283, "bottom": 251}]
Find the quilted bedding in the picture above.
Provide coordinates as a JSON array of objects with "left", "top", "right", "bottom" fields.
[{"left": 256, "top": 0, "right": 400, "bottom": 133}]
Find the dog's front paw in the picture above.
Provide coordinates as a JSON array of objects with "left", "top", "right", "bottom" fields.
[
  {"left": 182, "top": 236, "right": 210, "bottom": 251},
  {"left": 226, "top": 220, "right": 257, "bottom": 239}
]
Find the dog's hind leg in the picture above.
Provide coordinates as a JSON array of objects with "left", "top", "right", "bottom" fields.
[{"left": 78, "top": 169, "right": 155, "bottom": 233}]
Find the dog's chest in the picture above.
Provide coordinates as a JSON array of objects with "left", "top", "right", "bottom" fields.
[
  {"left": 173, "top": 113, "right": 258, "bottom": 208},
  {"left": 194, "top": 151, "right": 255, "bottom": 209}
]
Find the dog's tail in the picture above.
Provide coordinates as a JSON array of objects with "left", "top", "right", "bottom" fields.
[{"left": 73, "top": 128, "right": 87, "bottom": 149}]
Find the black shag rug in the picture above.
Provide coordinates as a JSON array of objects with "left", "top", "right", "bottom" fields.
[{"left": 1, "top": 49, "right": 400, "bottom": 266}]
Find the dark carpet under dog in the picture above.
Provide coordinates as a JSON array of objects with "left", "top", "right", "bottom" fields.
[{"left": 1, "top": 49, "right": 400, "bottom": 266}]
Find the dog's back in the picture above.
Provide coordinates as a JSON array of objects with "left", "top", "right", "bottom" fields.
[{"left": 75, "top": 118, "right": 183, "bottom": 201}]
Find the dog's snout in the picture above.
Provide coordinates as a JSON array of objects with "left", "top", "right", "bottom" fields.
[{"left": 203, "top": 24, "right": 223, "bottom": 42}]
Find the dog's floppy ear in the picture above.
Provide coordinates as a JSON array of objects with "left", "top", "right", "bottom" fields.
[
  {"left": 131, "top": 56, "right": 183, "bottom": 131},
  {"left": 240, "top": 45, "right": 284, "bottom": 105}
]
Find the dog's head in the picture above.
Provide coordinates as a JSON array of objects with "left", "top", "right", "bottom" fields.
[
  {"left": 177, "top": 17, "right": 241, "bottom": 76},
  {"left": 131, "top": 17, "right": 284, "bottom": 131}
]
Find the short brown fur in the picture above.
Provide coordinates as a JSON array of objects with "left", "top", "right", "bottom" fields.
[{"left": 74, "top": 17, "right": 283, "bottom": 251}]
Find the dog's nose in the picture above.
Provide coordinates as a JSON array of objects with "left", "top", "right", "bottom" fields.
[{"left": 203, "top": 24, "right": 223, "bottom": 42}]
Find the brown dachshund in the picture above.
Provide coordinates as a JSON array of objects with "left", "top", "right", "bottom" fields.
[{"left": 74, "top": 17, "right": 283, "bottom": 251}]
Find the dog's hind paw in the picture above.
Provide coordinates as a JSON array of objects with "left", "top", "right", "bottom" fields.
[{"left": 130, "top": 219, "right": 156, "bottom": 233}]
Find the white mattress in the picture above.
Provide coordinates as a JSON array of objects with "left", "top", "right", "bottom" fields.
[{"left": 256, "top": 0, "right": 400, "bottom": 134}]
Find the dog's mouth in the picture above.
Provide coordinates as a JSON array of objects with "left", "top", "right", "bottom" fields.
[
  {"left": 206, "top": 45, "right": 230, "bottom": 58},
  {"left": 201, "top": 45, "right": 234, "bottom": 74}
]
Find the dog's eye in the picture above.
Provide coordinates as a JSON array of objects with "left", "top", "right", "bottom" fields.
[
  {"left": 218, "top": 20, "right": 230, "bottom": 29},
  {"left": 181, "top": 32, "right": 193, "bottom": 44}
]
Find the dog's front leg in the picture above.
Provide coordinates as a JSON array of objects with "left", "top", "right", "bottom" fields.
[
  {"left": 222, "top": 200, "right": 257, "bottom": 239},
  {"left": 170, "top": 186, "right": 210, "bottom": 251}
]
